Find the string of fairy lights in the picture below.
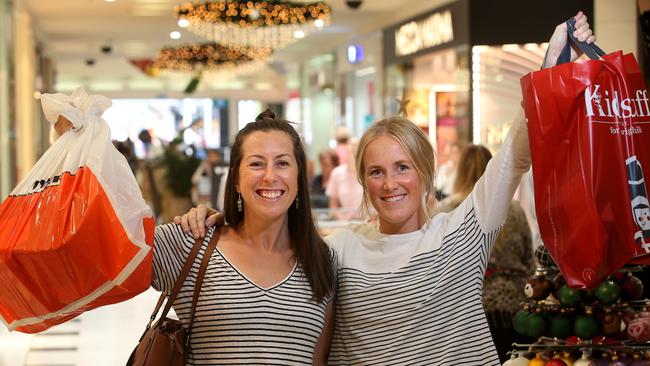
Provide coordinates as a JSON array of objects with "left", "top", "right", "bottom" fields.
[
  {"left": 175, "top": 0, "right": 330, "bottom": 49},
  {"left": 153, "top": 42, "right": 272, "bottom": 72},
  {"left": 152, "top": 1, "right": 331, "bottom": 83}
]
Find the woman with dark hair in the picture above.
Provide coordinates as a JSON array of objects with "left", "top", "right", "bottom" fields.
[{"left": 154, "top": 108, "right": 336, "bottom": 365}]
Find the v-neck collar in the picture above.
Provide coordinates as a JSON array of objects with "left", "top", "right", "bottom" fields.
[{"left": 216, "top": 247, "right": 298, "bottom": 291}]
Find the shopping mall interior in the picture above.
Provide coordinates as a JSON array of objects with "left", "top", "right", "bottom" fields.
[{"left": 0, "top": 0, "right": 649, "bottom": 365}]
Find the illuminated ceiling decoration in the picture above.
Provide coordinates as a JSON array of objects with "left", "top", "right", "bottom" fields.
[
  {"left": 153, "top": 42, "right": 273, "bottom": 77},
  {"left": 175, "top": 1, "right": 331, "bottom": 50}
]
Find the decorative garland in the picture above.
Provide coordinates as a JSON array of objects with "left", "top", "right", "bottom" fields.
[
  {"left": 176, "top": 0, "right": 330, "bottom": 29},
  {"left": 153, "top": 42, "right": 272, "bottom": 72}
]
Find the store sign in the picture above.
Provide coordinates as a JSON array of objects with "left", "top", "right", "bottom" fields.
[{"left": 394, "top": 10, "right": 454, "bottom": 57}]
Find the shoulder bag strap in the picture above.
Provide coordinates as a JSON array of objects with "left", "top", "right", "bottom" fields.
[
  {"left": 143, "top": 230, "right": 212, "bottom": 332},
  {"left": 184, "top": 229, "right": 221, "bottom": 350}
]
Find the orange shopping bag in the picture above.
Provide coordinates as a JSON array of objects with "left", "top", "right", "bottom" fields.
[{"left": 0, "top": 88, "right": 154, "bottom": 333}]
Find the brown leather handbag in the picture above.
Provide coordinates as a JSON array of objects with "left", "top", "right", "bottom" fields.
[{"left": 126, "top": 231, "right": 220, "bottom": 366}]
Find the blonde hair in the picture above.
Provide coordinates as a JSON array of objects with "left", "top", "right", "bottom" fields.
[
  {"left": 355, "top": 116, "right": 437, "bottom": 219},
  {"left": 452, "top": 144, "right": 492, "bottom": 198}
]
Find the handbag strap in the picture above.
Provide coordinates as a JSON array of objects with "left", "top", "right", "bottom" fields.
[
  {"left": 144, "top": 228, "right": 221, "bottom": 332},
  {"left": 556, "top": 17, "right": 606, "bottom": 65},
  {"left": 184, "top": 230, "right": 220, "bottom": 349}
]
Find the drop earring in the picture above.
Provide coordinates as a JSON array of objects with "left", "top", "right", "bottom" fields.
[
  {"left": 295, "top": 197, "right": 299, "bottom": 210},
  {"left": 237, "top": 193, "right": 243, "bottom": 212}
]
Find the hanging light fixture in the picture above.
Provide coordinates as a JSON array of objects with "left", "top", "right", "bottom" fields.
[
  {"left": 153, "top": 42, "right": 273, "bottom": 78},
  {"left": 175, "top": 1, "right": 331, "bottom": 50}
]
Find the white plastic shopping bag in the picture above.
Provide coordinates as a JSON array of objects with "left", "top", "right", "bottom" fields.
[{"left": 0, "top": 87, "right": 154, "bottom": 333}]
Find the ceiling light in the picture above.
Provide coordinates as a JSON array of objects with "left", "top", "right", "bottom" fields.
[
  {"left": 105, "top": 0, "right": 116, "bottom": 2},
  {"left": 178, "top": 18, "right": 190, "bottom": 28},
  {"left": 294, "top": 30, "right": 305, "bottom": 39},
  {"left": 314, "top": 19, "right": 324, "bottom": 28},
  {"left": 170, "top": 31, "right": 181, "bottom": 40}
]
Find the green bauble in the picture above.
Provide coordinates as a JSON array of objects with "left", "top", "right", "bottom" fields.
[
  {"left": 595, "top": 280, "right": 621, "bottom": 305},
  {"left": 550, "top": 313, "right": 574, "bottom": 339},
  {"left": 574, "top": 314, "right": 599, "bottom": 339},
  {"left": 527, "top": 312, "right": 549, "bottom": 338},
  {"left": 557, "top": 285, "right": 581, "bottom": 307},
  {"left": 513, "top": 309, "right": 530, "bottom": 336}
]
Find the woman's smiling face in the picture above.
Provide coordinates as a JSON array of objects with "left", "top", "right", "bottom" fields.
[
  {"left": 237, "top": 130, "right": 298, "bottom": 223},
  {"left": 363, "top": 134, "right": 426, "bottom": 234}
]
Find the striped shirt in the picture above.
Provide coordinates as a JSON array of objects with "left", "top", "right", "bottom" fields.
[
  {"left": 326, "top": 112, "right": 530, "bottom": 365},
  {"left": 152, "top": 224, "right": 333, "bottom": 365}
]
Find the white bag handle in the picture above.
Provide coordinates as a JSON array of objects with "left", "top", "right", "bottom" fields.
[{"left": 40, "top": 87, "right": 112, "bottom": 139}]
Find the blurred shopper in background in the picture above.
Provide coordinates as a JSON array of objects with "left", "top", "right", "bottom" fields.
[
  {"left": 311, "top": 148, "right": 340, "bottom": 209},
  {"left": 191, "top": 148, "right": 228, "bottom": 211},
  {"left": 326, "top": 138, "right": 363, "bottom": 220},
  {"left": 334, "top": 126, "right": 351, "bottom": 165},
  {"left": 434, "top": 141, "right": 461, "bottom": 199}
]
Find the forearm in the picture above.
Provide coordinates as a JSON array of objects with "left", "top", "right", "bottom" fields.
[{"left": 472, "top": 109, "right": 531, "bottom": 231}]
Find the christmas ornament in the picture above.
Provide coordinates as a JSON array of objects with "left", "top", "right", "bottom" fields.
[
  {"left": 621, "top": 309, "right": 637, "bottom": 327},
  {"left": 550, "top": 313, "right": 574, "bottom": 339},
  {"left": 609, "top": 354, "right": 626, "bottom": 366},
  {"left": 591, "top": 335, "right": 616, "bottom": 345},
  {"left": 559, "top": 351, "right": 574, "bottom": 366},
  {"left": 620, "top": 272, "right": 644, "bottom": 300},
  {"left": 503, "top": 353, "right": 530, "bottom": 366},
  {"left": 595, "top": 280, "right": 621, "bottom": 305},
  {"left": 552, "top": 273, "right": 566, "bottom": 299},
  {"left": 611, "top": 271, "right": 625, "bottom": 281},
  {"left": 600, "top": 311, "right": 622, "bottom": 337},
  {"left": 546, "top": 357, "right": 568, "bottom": 366},
  {"left": 525, "top": 270, "right": 553, "bottom": 300},
  {"left": 513, "top": 309, "right": 531, "bottom": 336},
  {"left": 573, "top": 351, "right": 595, "bottom": 366},
  {"left": 574, "top": 314, "right": 599, "bottom": 339},
  {"left": 627, "top": 312, "right": 650, "bottom": 342},
  {"left": 529, "top": 353, "right": 546, "bottom": 366},
  {"left": 535, "top": 245, "right": 558, "bottom": 268},
  {"left": 557, "top": 285, "right": 582, "bottom": 307},
  {"left": 527, "top": 312, "right": 549, "bottom": 338},
  {"left": 564, "top": 335, "right": 581, "bottom": 344}
]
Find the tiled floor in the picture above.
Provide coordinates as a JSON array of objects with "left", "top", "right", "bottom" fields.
[{"left": 0, "top": 289, "right": 160, "bottom": 366}]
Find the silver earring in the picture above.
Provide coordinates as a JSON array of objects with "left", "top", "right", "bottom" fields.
[
  {"left": 237, "top": 193, "right": 243, "bottom": 212},
  {"left": 295, "top": 197, "right": 299, "bottom": 210}
]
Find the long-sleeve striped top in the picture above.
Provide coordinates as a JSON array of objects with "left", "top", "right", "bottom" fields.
[
  {"left": 326, "top": 111, "right": 530, "bottom": 365},
  {"left": 151, "top": 225, "right": 334, "bottom": 365}
]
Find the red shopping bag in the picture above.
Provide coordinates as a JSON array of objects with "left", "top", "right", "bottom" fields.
[
  {"left": 0, "top": 88, "right": 154, "bottom": 333},
  {"left": 521, "top": 19, "right": 650, "bottom": 289}
]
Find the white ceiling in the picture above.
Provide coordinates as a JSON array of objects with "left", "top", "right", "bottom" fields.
[{"left": 17, "top": 0, "right": 450, "bottom": 95}]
